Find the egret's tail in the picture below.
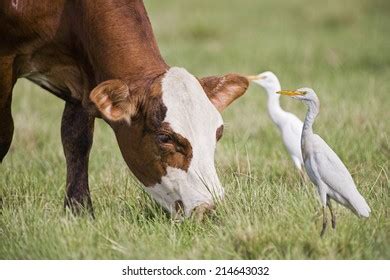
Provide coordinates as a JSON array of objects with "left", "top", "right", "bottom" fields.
[{"left": 349, "top": 191, "right": 371, "bottom": 218}]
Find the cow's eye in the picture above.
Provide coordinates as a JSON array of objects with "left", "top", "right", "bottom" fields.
[{"left": 157, "top": 134, "right": 172, "bottom": 144}]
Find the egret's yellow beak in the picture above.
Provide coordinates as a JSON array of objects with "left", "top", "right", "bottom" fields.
[
  {"left": 277, "top": 90, "right": 304, "bottom": 96},
  {"left": 246, "top": 75, "right": 264, "bottom": 81}
]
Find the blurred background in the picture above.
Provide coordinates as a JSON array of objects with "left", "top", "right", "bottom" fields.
[{"left": 1, "top": 0, "right": 389, "bottom": 259}]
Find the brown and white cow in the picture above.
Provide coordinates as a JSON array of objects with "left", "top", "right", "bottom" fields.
[{"left": 0, "top": 0, "right": 249, "bottom": 219}]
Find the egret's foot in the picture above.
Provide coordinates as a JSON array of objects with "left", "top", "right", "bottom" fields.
[
  {"left": 320, "top": 222, "right": 327, "bottom": 237},
  {"left": 320, "top": 206, "right": 328, "bottom": 238}
]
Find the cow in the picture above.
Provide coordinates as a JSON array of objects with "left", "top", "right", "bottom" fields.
[{"left": 0, "top": 0, "right": 249, "bottom": 219}]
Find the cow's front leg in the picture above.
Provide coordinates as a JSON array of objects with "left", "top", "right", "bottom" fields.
[
  {"left": 0, "top": 56, "right": 15, "bottom": 163},
  {"left": 61, "top": 102, "right": 95, "bottom": 216},
  {"left": 0, "top": 94, "right": 13, "bottom": 163}
]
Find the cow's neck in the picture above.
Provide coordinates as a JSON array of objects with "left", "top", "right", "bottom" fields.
[{"left": 75, "top": 0, "right": 168, "bottom": 85}]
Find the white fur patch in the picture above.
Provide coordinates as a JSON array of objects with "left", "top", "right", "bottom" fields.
[{"left": 146, "top": 67, "right": 224, "bottom": 217}]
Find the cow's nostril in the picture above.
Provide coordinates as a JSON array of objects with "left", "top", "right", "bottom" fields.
[
  {"left": 174, "top": 200, "right": 184, "bottom": 213},
  {"left": 191, "top": 203, "right": 215, "bottom": 222}
]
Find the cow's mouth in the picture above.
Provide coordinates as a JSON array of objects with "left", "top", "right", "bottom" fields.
[
  {"left": 171, "top": 202, "right": 215, "bottom": 222},
  {"left": 190, "top": 202, "right": 216, "bottom": 222}
]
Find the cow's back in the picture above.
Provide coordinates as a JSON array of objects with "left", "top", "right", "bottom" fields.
[
  {"left": 0, "top": 0, "right": 68, "bottom": 54},
  {"left": 0, "top": 0, "right": 167, "bottom": 103}
]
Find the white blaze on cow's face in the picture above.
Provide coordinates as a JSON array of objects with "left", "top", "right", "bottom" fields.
[{"left": 144, "top": 67, "right": 224, "bottom": 218}]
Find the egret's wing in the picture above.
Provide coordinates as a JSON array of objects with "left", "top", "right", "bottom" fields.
[{"left": 312, "top": 134, "right": 370, "bottom": 217}]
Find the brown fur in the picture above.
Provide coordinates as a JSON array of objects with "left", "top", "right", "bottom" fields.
[
  {"left": 61, "top": 102, "right": 94, "bottom": 215},
  {"left": 199, "top": 74, "right": 249, "bottom": 112},
  {"left": 90, "top": 79, "right": 135, "bottom": 121},
  {"left": 0, "top": 0, "right": 249, "bottom": 214},
  {"left": 0, "top": 0, "right": 169, "bottom": 212},
  {"left": 0, "top": 55, "right": 15, "bottom": 162},
  {"left": 110, "top": 77, "right": 193, "bottom": 186}
]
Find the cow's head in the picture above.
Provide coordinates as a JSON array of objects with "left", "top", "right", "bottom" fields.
[{"left": 90, "top": 67, "right": 248, "bottom": 219}]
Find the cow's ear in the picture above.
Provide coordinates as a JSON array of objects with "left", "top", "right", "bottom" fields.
[
  {"left": 199, "top": 74, "right": 249, "bottom": 112},
  {"left": 90, "top": 79, "right": 137, "bottom": 122}
]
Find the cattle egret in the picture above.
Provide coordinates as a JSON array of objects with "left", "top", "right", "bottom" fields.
[
  {"left": 278, "top": 88, "right": 371, "bottom": 236},
  {"left": 247, "top": 72, "right": 304, "bottom": 174}
]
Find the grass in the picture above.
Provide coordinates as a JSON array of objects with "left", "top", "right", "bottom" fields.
[{"left": 1, "top": 0, "right": 389, "bottom": 259}]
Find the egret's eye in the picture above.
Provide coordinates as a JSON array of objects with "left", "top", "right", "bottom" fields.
[{"left": 157, "top": 134, "right": 172, "bottom": 144}]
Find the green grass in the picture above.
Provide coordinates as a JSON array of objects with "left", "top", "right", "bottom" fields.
[{"left": 1, "top": 0, "right": 389, "bottom": 259}]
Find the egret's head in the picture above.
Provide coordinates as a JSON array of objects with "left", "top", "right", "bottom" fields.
[
  {"left": 247, "top": 71, "right": 280, "bottom": 93},
  {"left": 277, "top": 87, "right": 318, "bottom": 103}
]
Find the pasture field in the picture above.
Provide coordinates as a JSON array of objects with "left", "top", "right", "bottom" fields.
[{"left": 0, "top": 0, "right": 389, "bottom": 259}]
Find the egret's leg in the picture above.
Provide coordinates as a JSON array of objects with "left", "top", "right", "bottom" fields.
[
  {"left": 299, "top": 169, "right": 306, "bottom": 178},
  {"left": 292, "top": 157, "right": 303, "bottom": 173},
  {"left": 298, "top": 168, "right": 307, "bottom": 182},
  {"left": 318, "top": 187, "right": 328, "bottom": 237},
  {"left": 293, "top": 159, "right": 306, "bottom": 183},
  {"left": 320, "top": 206, "right": 328, "bottom": 237},
  {"left": 327, "top": 200, "right": 336, "bottom": 229}
]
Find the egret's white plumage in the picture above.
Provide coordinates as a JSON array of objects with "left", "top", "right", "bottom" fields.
[
  {"left": 248, "top": 71, "right": 304, "bottom": 172},
  {"left": 278, "top": 88, "right": 371, "bottom": 236}
]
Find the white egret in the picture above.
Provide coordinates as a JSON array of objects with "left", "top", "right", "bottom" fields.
[
  {"left": 247, "top": 72, "right": 305, "bottom": 174},
  {"left": 278, "top": 88, "right": 371, "bottom": 236}
]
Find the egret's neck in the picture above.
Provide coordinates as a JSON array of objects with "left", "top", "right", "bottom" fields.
[
  {"left": 264, "top": 85, "right": 285, "bottom": 125},
  {"left": 302, "top": 99, "right": 320, "bottom": 140}
]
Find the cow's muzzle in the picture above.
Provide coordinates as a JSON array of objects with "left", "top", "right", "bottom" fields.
[{"left": 190, "top": 202, "right": 216, "bottom": 222}]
